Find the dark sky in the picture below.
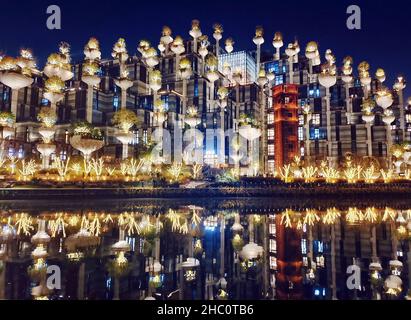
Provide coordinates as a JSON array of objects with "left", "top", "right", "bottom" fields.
[{"left": 1, "top": 0, "right": 411, "bottom": 96}]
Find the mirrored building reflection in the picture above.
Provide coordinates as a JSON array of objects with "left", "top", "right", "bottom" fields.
[{"left": 0, "top": 199, "right": 410, "bottom": 300}]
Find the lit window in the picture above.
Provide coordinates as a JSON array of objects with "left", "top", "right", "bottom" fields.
[
  {"left": 406, "top": 114, "right": 411, "bottom": 123},
  {"left": 275, "top": 75, "right": 283, "bottom": 85},
  {"left": 269, "top": 223, "right": 276, "bottom": 235},
  {"left": 298, "top": 115, "right": 304, "bottom": 125},
  {"left": 300, "top": 146, "right": 305, "bottom": 157},
  {"left": 267, "top": 129, "right": 274, "bottom": 139},
  {"left": 267, "top": 113, "right": 274, "bottom": 124},
  {"left": 314, "top": 128, "right": 320, "bottom": 139},
  {"left": 269, "top": 239, "right": 277, "bottom": 253},
  {"left": 301, "top": 239, "right": 307, "bottom": 254},
  {"left": 268, "top": 144, "right": 274, "bottom": 156},
  {"left": 113, "top": 96, "right": 119, "bottom": 110},
  {"left": 298, "top": 127, "right": 304, "bottom": 141},
  {"left": 312, "top": 114, "right": 320, "bottom": 125},
  {"left": 143, "top": 130, "right": 148, "bottom": 144},
  {"left": 269, "top": 256, "right": 277, "bottom": 270}
]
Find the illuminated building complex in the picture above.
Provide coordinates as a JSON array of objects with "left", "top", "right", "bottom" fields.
[{"left": 0, "top": 22, "right": 409, "bottom": 176}]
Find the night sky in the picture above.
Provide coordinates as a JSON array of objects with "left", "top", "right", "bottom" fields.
[{"left": 1, "top": 0, "right": 410, "bottom": 96}]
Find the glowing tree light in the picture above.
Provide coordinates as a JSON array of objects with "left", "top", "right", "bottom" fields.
[
  {"left": 179, "top": 57, "right": 192, "bottom": 115},
  {"left": 82, "top": 37, "right": 101, "bottom": 122},
  {"left": 358, "top": 61, "right": 372, "bottom": 99},
  {"left": 112, "top": 38, "right": 133, "bottom": 109},
  {"left": 189, "top": 19, "right": 202, "bottom": 53},
  {"left": 342, "top": 56, "right": 354, "bottom": 124},
  {"left": 70, "top": 121, "right": 104, "bottom": 161},
  {"left": 0, "top": 50, "right": 36, "bottom": 117},
  {"left": 171, "top": 36, "right": 185, "bottom": 81},
  {"left": 361, "top": 98, "right": 376, "bottom": 157},
  {"left": 253, "top": 26, "right": 264, "bottom": 78},
  {"left": 272, "top": 32, "right": 283, "bottom": 61},
  {"left": 112, "top": 109, "right": 139, "bottom": 159},
  {"left": 213, "top": 23, "right": 223, "bottom": 57},
  {"left": 159, "top": 26, "right": 173, "bottom": 55},
  {"left": 318, "top": 49, "right": 337, "bottom": 167},
  {"left": 305, "top": 41, "right": 321, "bottom": 82},
  {"left": 36, "top": 107, "right": 57, "bottom": 169}
]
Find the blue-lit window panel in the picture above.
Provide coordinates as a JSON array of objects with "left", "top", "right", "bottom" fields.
[
  {"left": 3, "top": 90, "right": 9, "bottom": 101},
  {"left": 113, "top": 96, "right": 119, "bottom": 110},
  {"left": 301, "top": 239, "right": 307, "bottom": 254},
  {"left": 41, "top": 98, "right": 49, "bottom": 105},
  {"left": 194, "top": 78, "right": 199, "bottom": 97},
  {"left": 275, "top": 75, "right": 283, "bottom": 85}
]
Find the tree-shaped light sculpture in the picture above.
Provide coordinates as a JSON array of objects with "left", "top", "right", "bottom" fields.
[
  {"left": 376, "top": 87, "right": 395, "bottom": 166},
  {"left": 159, "top": 26, "right": 173, "bottom": 55},
  {"left": 285, "top": 41, "right": 299, "bottom": 84},
  {"left": 171, "top": 36, "right": 185, "bottom": 81},
  {"left": 358, "top": 61, "right": 372, "bottom": 99},
  {"left": 213, "top": 23, "right": 223, "bottom": 58},
  {"left": 112, "top": 38, "right": 133, "bottom": 109},
  {"left": 82, "top": 37, "right": 101, "bottom": 123},
  {"left": 37, "top": 107, "right": 58, "bottom": 169},
  {"left": 189, "top": 19, "right": 202, "bottom": 54},
  {"left": 198, "top": 35, "right": 209, "bottom": 76},
  {"left": 43, "top": 43, "right": 73, "bottom": 111},
  {"left": 362, "top": 98, "right": 376, "bottom": 156},
  {"left": 342, "top": 56, "right": 354, "bottom": 124},
  {"left": 253, "top": 26, "right": 264, "bottom": 78},
  {"left": 70, "top": 121, "right": 104, "bottom": 161},
  {"left": 179, "top": 57, "right": 192, "bottom": 116},
  {"left": 0, "top": 49, "right": 36, "bottom": 117},
  {"left": 305, "top": 41, "right": 321, "bottom": 83},
  {"left": 112, "top": 109, "right": 139, "bottom": 159},
  {"left": 318, "top": 49, "right": 337, "bottom": 166},
  {"left": 239, "top": 113, "right": 261, "bottom": 176},
  {"left": 272, "top": 32, "right": 283, "bottom": 61},
  {"left": 205, "top": 53, "right": 219, "bottom": 113},
  {"left": 225, "top": 38, "right": 234, "bottom": 54}
]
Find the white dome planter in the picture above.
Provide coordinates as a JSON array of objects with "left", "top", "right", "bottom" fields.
[
  {"left": 31, "top": 246, "right": 48, "bottom": 260},
  {"left": 70, "top": 135, "right": 104, "bottom": 161},
  {"left": 206, "top": 71, "right": 219, "bottom": 83},
  {"left": 376, "top": 95, "right": 394, "bottom": 109},
  {"left": 360, "top": 77, "right": 372, "bottom": 86},
  {"left": 114, "top": 78, "right": 133, "bottom": 91},
  {"left": 362, "top": 114, "right": 375, "bottom": 123},
  {"left": 43, "top": 65, "right": 73, "bottom": 82},
  {"left": 0, "top": 71, "right": 33, "bottom": 90},
  {"left": 318, "top": 73, "right": 337, "bottom": 88},
  {"left": 383, "top": 115, "right": 395, "bottom": 125},
  {"left": 82, "top": 75, "right": 101, "bottom": 87},
  {"left": 43, "top": 92, "right": 64, "bottom": 106}
]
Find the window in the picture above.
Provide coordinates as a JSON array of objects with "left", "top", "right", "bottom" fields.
[
  {"left": 113, "top": 96, "right": 119, "bottom": 110},
  {"left": 312, "top": 113, "right": 320, "bottom": 125},
  {"left": 267, "top": 113, "right": 274, "bottom": 124},
  {"left": 275, "top": 75, "right": 283, "bottom": 85},
  {"left": 268, "top": 129, "right": 274, "bottom": 139},
  {"left": 269, "top": 256, "right": 277, "bottom": 270},
  {"left": 301, "top": 239, "right": 307, "bottom": 254},
  {"left": 268, "top": 144, "right": 274, "bottom": 156},
  {"left": 269, "top": 239, "right": 277, "bottom": 253},
  {"left": 314, "top": 128, "right": 320, "bottom": 139},
  {"left": 298, "top": 115, "right": 304, "bottom": 125},
  {"left": 269, "top": 223, "right": 276, "bottom": 235},
  {"left": 143, "top": 130, "right": 147, "bottom": 144},
  {"left": 298, "top": 127, "right": 304, "bottom": 141}
]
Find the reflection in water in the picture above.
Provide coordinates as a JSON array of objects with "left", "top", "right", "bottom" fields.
[{"left": 0, "top": 201, "right": 411, "bottom": 300}]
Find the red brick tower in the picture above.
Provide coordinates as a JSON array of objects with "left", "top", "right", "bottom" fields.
[{"left": 273, "top": 84, "right": 299, "bottom": 170}]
